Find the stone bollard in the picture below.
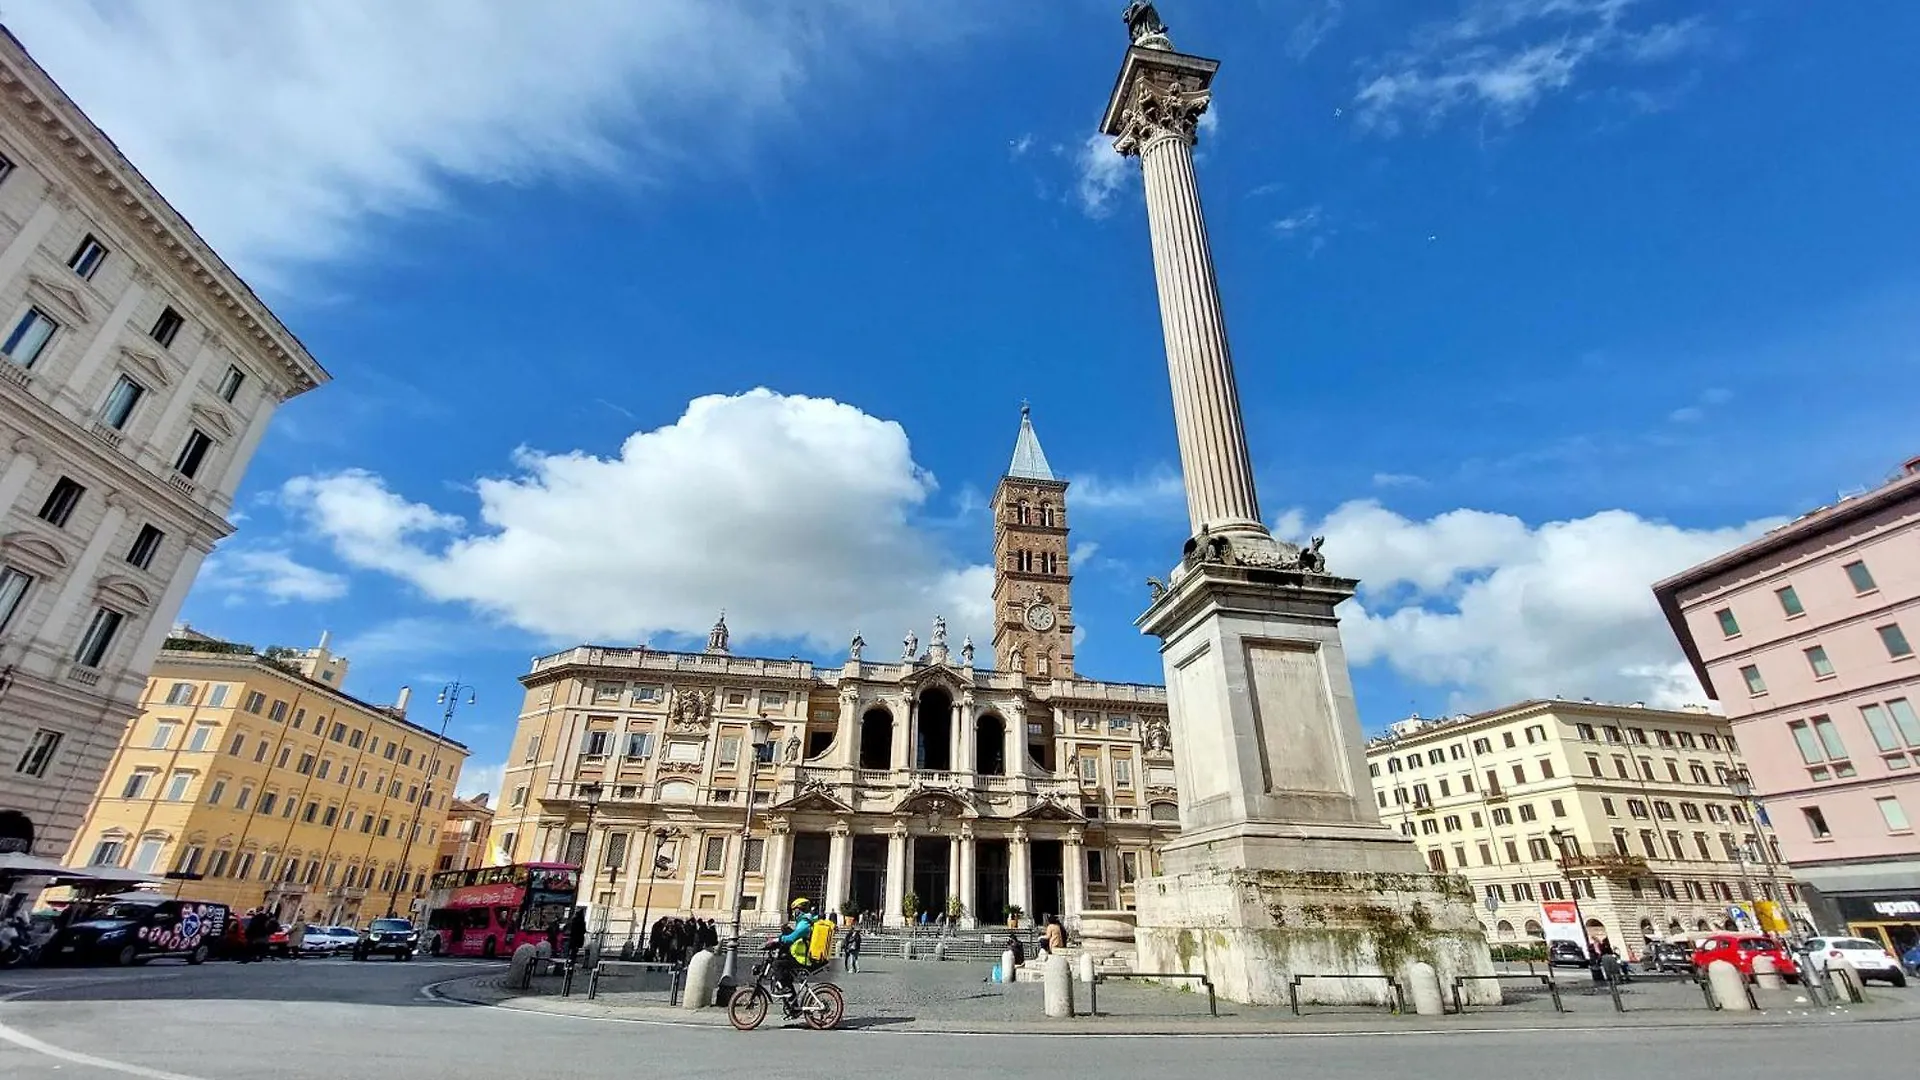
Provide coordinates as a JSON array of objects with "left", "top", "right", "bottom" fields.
[
  {"left": 1407, "top": 961, "right": 1445, "bottom": 1016},
  {"left": 508, "top": 944, "right": 538, "bottom": 990},
  {"left": 935, "top": 941, "right": 949, "bottom": 962},
  {"left": 1001, "top": 949, "right": 1016, "bottom": 984},
  {"left": 1752, "top": 954, "right": 1784, "bottom": 990},
  {"left": 681, "top": 949, "right": 719, "bottom": 1010},
  {"left": 1078, "top": 952, "right": 1097, "bottom": 985},
  {"left": 1706, "top": 959, "right": 1752, "bottom": 1011},
  {"left": 1829, "top": 961, "right": 1866, "bottom": 1004},
  {"left": 1043, "top": 954, "right": 1075, "bottom": 1018}
]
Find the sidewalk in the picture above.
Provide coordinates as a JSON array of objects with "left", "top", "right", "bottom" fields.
[{"left": 430, "top": 960, "right": 1920, "bottom": 1036}]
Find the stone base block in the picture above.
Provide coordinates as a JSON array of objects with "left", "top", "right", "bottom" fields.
[{"left": 1132, "top": 865, "right": 1498, "bottom": 1007}]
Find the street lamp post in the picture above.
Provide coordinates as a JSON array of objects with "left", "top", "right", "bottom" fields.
[
  {"left": 1547, "top": 826, "right": 1597, "bottom": 980},
  {"left": 636, "top": 826, "right": 674, "bottom": 959},
  {"left": 1725, "top": 768, "right": 1800, "bottom": 944},
  {"left": 385, "top": 680, "right": 472, "bottom": 917},
  {"left": 719, "top": 717, "right": 776, "bottom": 991}
]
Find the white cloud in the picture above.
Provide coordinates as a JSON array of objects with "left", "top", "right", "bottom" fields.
[
  {"left": 1273, "top": 205, "right": 1325, "bottom": 236},
  {"left": 280, "top": 389, "right": 993, "bottom": 656},
  {"left": 4, "top": 0, "right": 967, "bottom": 285},
  {"left": 1286, "top": 499, "right": 1782, "bottom": 710},
  {"left": 1073, "top": 133, "right": 1130, "bottom": 218},
  {"left": 200, "top": 549, "right": 348, "bottom": 604},
  {"left": 456, "top": 762, "right": 503, "bottom": 801},
  {"left": 1009, "top": 133, "right": 1034, "bottom": 158},
  {"left": 1287, "top": 0, "right": 1347, "bottom": 60},
  {"left": 1668, "top": 405, "right": 1704, "bottom": 423},
  {"left": 1371, "top": 472, "right": 1428, "bottom": 488},
  {"left": 1071, "top": 469, "right": 1186, "bottom": 515},
  {"left": 1353, "top": 0, "right": 1705, "bottom": 134}
]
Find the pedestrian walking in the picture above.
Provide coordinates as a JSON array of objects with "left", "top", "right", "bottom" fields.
[
  {"left": 843, "top": 927, "right": 862, "bottom": 973},
  {"left": 244, "top": 909, "right": 272, "bottom": 964},
  {"left": 287, "top": 916, "right": 307, "bottom": 958},
  {"left": 566, "top": 907, "right": 588, "bottom": 961}
]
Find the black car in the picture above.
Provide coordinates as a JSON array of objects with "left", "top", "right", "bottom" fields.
[
  {"left": 353, "top": 918, "right": 419, "bottom": 961},
  {"left": 46, "top": 899, "right": 228, "bottom": 967},
  {"left": 1547, "top": 940, "right": 1592, "bottom": 968},
  {"left": 1646, "top": 940, "right": 1696, "bottom": 974}
]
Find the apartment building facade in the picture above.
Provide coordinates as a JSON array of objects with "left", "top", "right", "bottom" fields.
[
  {"left": 0, "top": 28, "right": 328, "bottom": 869},
  {"left": 62, "top": 631, "right": 467, "bottom": 925},
  {"left": 1656, "top": 457, "right": 1920, "bottom": 953},
  {"left": 1365, "top": 700, "right": 1802, "bottom": 953},
  {"left": 437, "top": 794, "right": 494, "bottom": 874}
]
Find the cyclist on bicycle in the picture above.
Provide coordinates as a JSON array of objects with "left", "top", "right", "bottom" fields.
[{"left": 771, "top": 897, "right": 820, "bottom": 1005}]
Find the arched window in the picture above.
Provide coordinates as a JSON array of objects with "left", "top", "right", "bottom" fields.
[
  {"left": 1015, "top": 500, "right": 1030, "bottom": 525},
  {"left": 1524, "top": 919, "right": 1544, "bottom": 940},
  {"left": 1495, "top": 920, "right": 1515, "bottom": 939},
  {"left": 1041, "top": 503, "right": 1057, "bottom": 527}
]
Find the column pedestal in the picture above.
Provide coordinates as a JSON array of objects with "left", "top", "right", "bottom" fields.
[
  {"left": 825, "top": 823, "right": 853, "bottom": 917},
  {"left": 1008, "top": 829, "right": 1032, "bottom": 924}
]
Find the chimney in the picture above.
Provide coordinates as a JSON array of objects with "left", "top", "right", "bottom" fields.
[{"left": 394, "top": 685, "right": 411, "bottom": 717}]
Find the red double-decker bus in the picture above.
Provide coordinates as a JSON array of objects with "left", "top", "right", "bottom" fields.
[{"left": 422, "top": 862, "right": 579, "bottom": 958}]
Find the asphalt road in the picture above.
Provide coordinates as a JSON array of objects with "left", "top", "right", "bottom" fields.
[{"left": 1, "top": 956, "right": 1912, "bottom": 1080}]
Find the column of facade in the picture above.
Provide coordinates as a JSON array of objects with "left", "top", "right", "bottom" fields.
[
  {"left": 1008, "top": 826, "right": 1031, "bottom": 920},
  {"left": 959, "top": 698, "right": 978, "bottom": 776},
  {"left": 824, "top": 821, "right": 853, "bottom": 915},
  {"left": 1062, "top": 828, "right": 1085, "bottom": 925},
  {"left": 36, "top": 494, "right": 129, "bottom": 656},
  {"left": 1005, "top": 704, "right": 1027, "bottom": 778},
  {"left": 883, "top": 823, "right": 908, "bottom": 927},
  {"left": 761, "top": 820, "right": 792, "bottom": 918},
  {"left": 956, "top": 826, "right": 976, "bottom": 927},
  {"left": 892, "top": 698, "right": 913, "bottom": 772},
  {"left": 213, "top": 397, "right": 279, "bottom": 507},
  {"left": 0, "top": 439, "right": 41, "bottom": 520},
  {"left": 833, "top": 691, "right": 860, "bottom": 769},
  {"left": 678, "top": 831, "right": 703, "bottom": 914},
  {"left": 57, "top": 274, "right": 148, "bottom": 416},
  {"left": 0, "top": 195, "right": 68, "bottom": 288},
  {"left": 946, "top": 834, "right": 961, "bottom": 914},
  {"left": 949, "top": 699, "right": 963, "bottom": 774}
]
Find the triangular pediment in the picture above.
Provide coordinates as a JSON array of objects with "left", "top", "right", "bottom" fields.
[
  {"left": 1, "top": 531, "right": 71, "bottom": 577},
  {"left": 774, "top": 789, "right": 856, "bottom": 815},
  {"left": 26, "top": 274, "right": 92, "bottom": 324},
  {"left": 1015, "top": 796, "right": 1085, "bottom": 823},
  {"left": 903, "top": 663, "right": 969, "bottom": 694},
  {"left": 118, "top": 345, "right": 174, "bottom": 388},
  {"left": 189, "top": 403, "right": 236, "bottom": 441}
]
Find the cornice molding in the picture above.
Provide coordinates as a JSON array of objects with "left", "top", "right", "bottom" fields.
[{"left": 0, "top": 38, "right": 329, "bottom": 399}]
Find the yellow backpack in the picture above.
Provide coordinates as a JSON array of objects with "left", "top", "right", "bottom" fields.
[{"left": 807, "top": 917, "right": 834, "bottom": 963}]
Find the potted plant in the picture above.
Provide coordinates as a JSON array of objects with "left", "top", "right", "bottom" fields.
[
  {"left": 901, "top": 892, "right": 920, "bottom": 922},
  {"left": 1006, "top": 904, "right": 1024, "bottom": 929},
  {"left": 839, "top": 900, "right": 861, "bottom": 923},
  {"left": 945, "top": 895, "right": 964, "bottom": 923}
]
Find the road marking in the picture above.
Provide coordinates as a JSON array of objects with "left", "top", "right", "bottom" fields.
[{"left": 0, "top": 990, "right": 213, "bottom": 1080}]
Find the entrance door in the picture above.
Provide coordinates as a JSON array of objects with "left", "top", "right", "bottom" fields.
[
  {"left": 1029, "top": 840, "right": 1064, "bottom": 921},
  {"left": 788, "top": 834, "right": 829, "bottom": 913},
  {"left": 974, "top": 839, "right": 1010, "bottom": 925},
  {"left": 851, "top": 836, "right": 888, "bottom": 919}
]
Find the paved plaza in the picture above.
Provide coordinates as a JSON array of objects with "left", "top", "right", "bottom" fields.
[{"left": 2, "top": 957, "right": 1916, "bottom": 1080}]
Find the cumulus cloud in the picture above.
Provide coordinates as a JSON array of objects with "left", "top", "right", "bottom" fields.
[
  {"left": 1072, "top": 133, "right": 1131, "bottom": 218},
  {"left": 1285, "top": 499, "right": 1782, "bottom": 710},
  {"left": 4, "top": 0, "right": 966, "bottom": 284},
  {"left": 279, "top": 389, "right": 992, "bottom": 656},
  {"left": 455, "top": 762, "right": 503, "bottom": 801},
  {"left": 200, "top": 549, "right": 349, "bottom": 604},
  {"left": 1071, "top": 468, "right": 1186, "bottom": 515},
  {"left": 1353, "top": 0, "right": 1709, "bottom": 134}
]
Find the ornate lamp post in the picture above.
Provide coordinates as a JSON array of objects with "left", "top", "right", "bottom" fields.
[
  {"left": 1725, "top": 767, "right": 1801, "bottom": 943},
  {"left": 719, "top": 717, "right": 777, "bottom": 990},
  {"left": 1547, "top": 826, "right": 1596, "bottom": 977},
  {"left": 385, "top": 680, "right": 472, "bottom": 917},
  {"left": 636, "top": 826, "right": 675, "bottom": 959}
]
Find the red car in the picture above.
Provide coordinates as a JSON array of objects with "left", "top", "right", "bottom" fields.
[{"left": 1691, "top": 933, "right": 1800, "bottom": 981}]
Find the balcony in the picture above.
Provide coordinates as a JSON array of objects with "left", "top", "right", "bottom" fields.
[
  {"left": 64, "top": 664, "right": 102, "bottom": 687},
  {"left": 1562, "top": 852, "right": 1650, "bottom": 877},
  {"left": 87, "top": 421, "right": 124, "bottom": 449},
  {"left": 166, "top": 471, "right": 196, "bottom": 497},
  {"left": 0, "top": 361, "right": 28, "bottom": 389}
]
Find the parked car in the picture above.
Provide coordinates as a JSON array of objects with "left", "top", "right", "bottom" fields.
[
  {"left": 354, "top": 918, "right": 419, "bottom": 961},
  {"left": 1804, "top": 936, "right": 1907, "bottom": 987},
  {"left": 1645, "top": 940, "right": 1696, "bottom": 974},
  {"left": 297, "top": 924, "right": 355, "bottom": 957},
  {"left": 268, "top": 923, "right": 293, "bottom": 958},
  {"left": 1690, "top": 933, "right": 1800, "bottom": 981},
  {"left": 45, "top": 899, "right": 230, "bottom": 967},
  {"left": 1547, "top": 940, "right": 1591, "bottom": 968}
]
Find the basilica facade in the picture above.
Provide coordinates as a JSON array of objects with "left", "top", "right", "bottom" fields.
[{"left": 489, "top": 410, "right": 1175, "bottom": 931}]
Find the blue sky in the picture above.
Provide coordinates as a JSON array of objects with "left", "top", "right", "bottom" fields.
[{"left": 12, "top": 1, "right": 1919, "bottom": 798}]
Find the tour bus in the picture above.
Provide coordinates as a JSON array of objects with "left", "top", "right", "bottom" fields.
[{"left": 421, "top": 862, "right": 579, "bottom": 958}]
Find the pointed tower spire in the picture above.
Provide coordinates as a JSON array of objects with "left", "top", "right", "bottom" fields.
[
  {"left": 1007, "top": 402, "right": 1056, "bottom": 481},
  {"left": 706, "top": 611, "right": 730, "bottom": 655}
]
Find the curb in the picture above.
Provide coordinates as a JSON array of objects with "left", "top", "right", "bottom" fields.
[{"left": 421, "top": 976, "right": 1920, "bottom": 1039}]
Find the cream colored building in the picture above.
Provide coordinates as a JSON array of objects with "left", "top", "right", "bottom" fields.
[
  {"left": 490, "top": 410, "right": 1177, "bottom": 932},
  {"left": 0, "top": 29, "right": 327, "bottom": 870},
  {"left": 62, "top": 629, "right": 466, "bottom": 925},
  {"left": 1365, "top": 699, "right": 1807, "bottom": 951},
  {"left": 437, "top": 794, "right": 493, "bottom": 875}
]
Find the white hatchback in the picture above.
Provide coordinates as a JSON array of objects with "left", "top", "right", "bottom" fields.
[{"left": 1805, "top": 936, "right": 1907, "bottom": 986}]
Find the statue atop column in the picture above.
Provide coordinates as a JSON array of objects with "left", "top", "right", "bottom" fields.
[{"left": 1122, "top": 2, "right": 1170, "bottom": 46}]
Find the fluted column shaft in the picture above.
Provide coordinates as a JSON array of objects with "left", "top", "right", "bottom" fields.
[{"left": 1137, "top": 131, "right": 1265, "bottom": 539}]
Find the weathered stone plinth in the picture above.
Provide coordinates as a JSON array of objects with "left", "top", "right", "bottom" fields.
[
  {"left": 1076, "top": 909, "right": 1138, "bottom": 972},
  {"left": 1132, "top": 866, "right": 1498, "bottom": 1007}
]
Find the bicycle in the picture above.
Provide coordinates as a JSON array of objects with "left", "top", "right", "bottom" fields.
[{"left": 727, "top": 941, "right": 844, "bottom": 1031}]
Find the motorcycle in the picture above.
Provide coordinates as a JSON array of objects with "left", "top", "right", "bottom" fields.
[
  {"left": 727, "top": 940, "right": 844, "bottom": 1031},
  {"left": 0, "top": 915, "right": 38, "bottom": 969}
]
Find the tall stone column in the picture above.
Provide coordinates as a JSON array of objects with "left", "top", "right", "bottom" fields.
[
  {"left": 1004, "top": 705, "right": 1027, "bottom": 779},
  {"left": 0, "top": 439, "right": 42, "bottom": 520},
  {"left": 761, "top": 819, "right": 791, "bottom": 920},
  {"left": 1008, "top": 826, "right": 1031, "bottom": 921},
  {"left": 883, "top": 822, "right": 907, "bottom": 927},
  {"left": 825, "top": 821, "right": 853, "bottom": 916},
  {"left": 1062, "top": 828, "right": 1085, "bottom": 925},
  {"left": 950, "top": 700, "right": 964, "bottom": 775},
  {"left": 957, "top": 826, "right": 977, "bottom": 927},
  {"left": 1099, "top": 7, "right": 1492, "bottom": 1008}
]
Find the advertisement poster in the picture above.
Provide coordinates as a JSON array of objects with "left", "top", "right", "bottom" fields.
[{"left": 1540, "top": 900, "right": 1587, "bottom": 951}]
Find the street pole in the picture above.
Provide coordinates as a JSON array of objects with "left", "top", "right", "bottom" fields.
[
  {"left": 1548, "top": 827, "right": 1595, "bottom": 979},
  {"left": 720, "top": 717, "right": 775, "bottom": 991},
  {"left": 385, "top": 680, "right": 470, "bottom": 917},
  {"left": 636, "top": 827, "right": 671, "bottom": 959}
]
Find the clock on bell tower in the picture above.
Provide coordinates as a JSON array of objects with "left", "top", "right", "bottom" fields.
[{"left": 990, "top": 404, "right": 1075, "bottom": 679}]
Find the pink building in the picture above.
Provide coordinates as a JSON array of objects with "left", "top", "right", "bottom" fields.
[{"left": 1655, "top": 457, "right": 1920, "bottom": 956}]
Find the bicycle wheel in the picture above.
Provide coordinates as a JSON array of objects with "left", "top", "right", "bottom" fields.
[
  {"left": 727, "top": 985, "right": 769, "bottom": 1031},
  {"left": 802, "top": 982, "right": 845, "bottom": 1030}
]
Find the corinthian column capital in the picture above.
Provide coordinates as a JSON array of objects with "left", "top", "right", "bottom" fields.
[{"left": 1113, "top": 71, "right": 1212, "bottom": 157}]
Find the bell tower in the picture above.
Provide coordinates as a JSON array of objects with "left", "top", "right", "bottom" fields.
[{"left": 990, "top": 405, "right": 1075, "bottom": 678}]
